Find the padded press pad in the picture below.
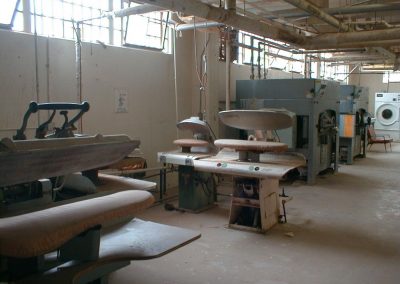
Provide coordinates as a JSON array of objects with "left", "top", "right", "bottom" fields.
[
  {"left": 18, "top": 219, "right": 201, "bottom": 284},
  {"left": 0, "top": 191, "right": 154, "bottom": 258}
]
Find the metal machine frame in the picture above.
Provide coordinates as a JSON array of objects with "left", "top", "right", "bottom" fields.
[
  {"left": 236, "top": 79, "right": 340, "bottom": 184},
  {"left": 339, "top": 85, "right": 370, "bottom": 164}
]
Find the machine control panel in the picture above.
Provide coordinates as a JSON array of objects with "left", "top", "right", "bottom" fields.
[
  {"left": 375, "top": 93, "right": 400, "bottom": 102},
  {"left": 193, "top": 159, "right": 292, "bottom": 179}
]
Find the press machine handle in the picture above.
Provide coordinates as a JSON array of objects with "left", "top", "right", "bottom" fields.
[
  {"left": 28, "top": 101, "right": 90, "bottom": 112},
  {"left": 14, "top": 101, "right": 90, "bottom": 140}
]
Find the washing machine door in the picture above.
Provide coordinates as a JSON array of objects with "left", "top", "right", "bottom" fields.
[{"left": 375, "top": 103, "right": 399, "bottom": 127}]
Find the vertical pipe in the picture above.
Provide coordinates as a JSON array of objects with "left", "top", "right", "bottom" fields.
[
  {"left": 32, "top": 0, "right": 40, "bottom": 125},
  {"left": 304, "top": 55, "right": 309, "bottom": 78},
  {"left": 250, "top": 37, "right": 254, "bottom": 80},
  {"left": 173, "top": 30, "right": 180, "bottom": 139},
  {"left": 225, "top": 0, "right": 236, "bottom": 111},
  {"left": 46, "top": 36, "right": 50, "bottom": 119},
  {"left": 263, "top": 46, "right": 266, "bottom": 79},
  {"left": 75, "top": 22, "right": 83, "bottom": 132},
  {"left": 226, "top": 30, "right": 231, "bottom": 110},
  {"left": 257, "top": 42, "right": 262, "bottom": 79}
]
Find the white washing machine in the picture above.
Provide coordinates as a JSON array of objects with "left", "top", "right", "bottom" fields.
[{"left": 374, "top": 93, "right": 400, "bottom": 140}]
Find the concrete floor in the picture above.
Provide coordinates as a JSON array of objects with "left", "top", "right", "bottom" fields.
[{"left": 109, "top": 144, "right": 400, "bottom": 284}]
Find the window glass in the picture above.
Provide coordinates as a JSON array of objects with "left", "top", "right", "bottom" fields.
[
  {"left": 7, "top": 0, "right": 169, "bottom": 52},
  {"left": 0, "top": 0, "right": 20, "bottom": 28},
  {"left": 383, "top": 72, "right": 400, "bottom": 83}
]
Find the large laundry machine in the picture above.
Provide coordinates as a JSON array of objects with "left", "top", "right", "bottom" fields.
[
  {"left": 236, "top": 79, "right": 340, "bottom": 184},
  {"left": 374, "top": 93, "right": 400, "bottom": 140}
]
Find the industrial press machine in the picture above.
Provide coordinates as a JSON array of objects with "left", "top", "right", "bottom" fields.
[
  {"left": 236, "top": 79, "right": 340, "bottom": 184},
  {"left": 339, "top": 85, "right": 370, "bottom": 164},
  {"left": 158, "top": 117, "right": 217, "bottom": 212},
  {"left": 193, "top": 109, "right": 306, "bottom": 232}
]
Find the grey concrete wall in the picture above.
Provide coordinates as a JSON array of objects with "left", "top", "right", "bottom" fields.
[{"left": 0, "top": 29, "right": 305, "bottom": 166}]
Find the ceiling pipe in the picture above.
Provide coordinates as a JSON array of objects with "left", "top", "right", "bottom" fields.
[
  {"left": 362, "top": 65, "right": 395, "bottom": 71},
  {"left": 176, "top": 21, "right": 223, "bottom": 31},
  {"left": 104, "top": 4, "right": 163, "bottom": 17},
  {"left": 292, "top": 48, "right": 367, "bottom": 54},
  {"left": 268, "top": 3, "right": 400, "bottom": 19},
  {"left": 310, "top": 56, "right": 390, "bottom": 63},
  {"left": 136, "top": 0, "right": 305, "bottom": 46}
]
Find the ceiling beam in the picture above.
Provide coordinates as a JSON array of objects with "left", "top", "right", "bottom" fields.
[
  {"left": 281, "top": 0, "right": 351, "bottom": 32},
  {"left": 133, "top": 0, "right": 399, "bottom": 56},
  {"left": 281, "top": 0, "right": 396, "bottom": 63},
  {"left": 269, "top": 3, "right": 400, "bottom": 19},
  {"left": 303, "top": 28, "right": 400, "bottom": 49}
]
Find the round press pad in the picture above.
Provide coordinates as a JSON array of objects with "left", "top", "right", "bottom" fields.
[
  {"left": 174, "top": 139, "right": 209, "bottom": 148},
  {"left": 219, "top": 109, "right": 293, "bottom": 131},
  {"left": 215, "top": 139, "right": 288, "bottom": 153},
  {"left": 174, "top": 139, "right": 209, "bottom": 153}
]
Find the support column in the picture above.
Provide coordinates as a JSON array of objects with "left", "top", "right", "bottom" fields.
[{"left": 22, "top": 0, "right": 31, "bottom": 33}]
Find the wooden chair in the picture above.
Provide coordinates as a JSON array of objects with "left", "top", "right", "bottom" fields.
[{"left": 367, "top": 125, "right": 393, "bottom": 152}]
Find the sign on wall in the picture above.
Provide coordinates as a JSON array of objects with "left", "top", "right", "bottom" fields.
[{"left": 114, "top": 89, "right": 128, "bottom": 113}]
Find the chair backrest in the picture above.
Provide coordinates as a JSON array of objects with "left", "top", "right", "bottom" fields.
[{"left": 367, "top": 125, "right": 376, "bottom": 139}]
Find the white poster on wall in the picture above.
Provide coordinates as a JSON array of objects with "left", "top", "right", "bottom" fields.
[{"left": 115, "top": 89, "right": 128, "bottom": 113}]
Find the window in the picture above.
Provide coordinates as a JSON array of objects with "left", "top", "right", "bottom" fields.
[
  {"left": 3, "top": 0, "right": 171, "bottom": 53},
  {"left": 383, "top": 72, "right": 400, "bottom": 83},
  {"left": 0, "top": 0, "right": 20, "bottom": 29},
  {"left": 235, "top": 31, "right": 305, "bottom": 75},
  {"left": 122, "top": 3, "right": 170, "bottom": 52}
]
